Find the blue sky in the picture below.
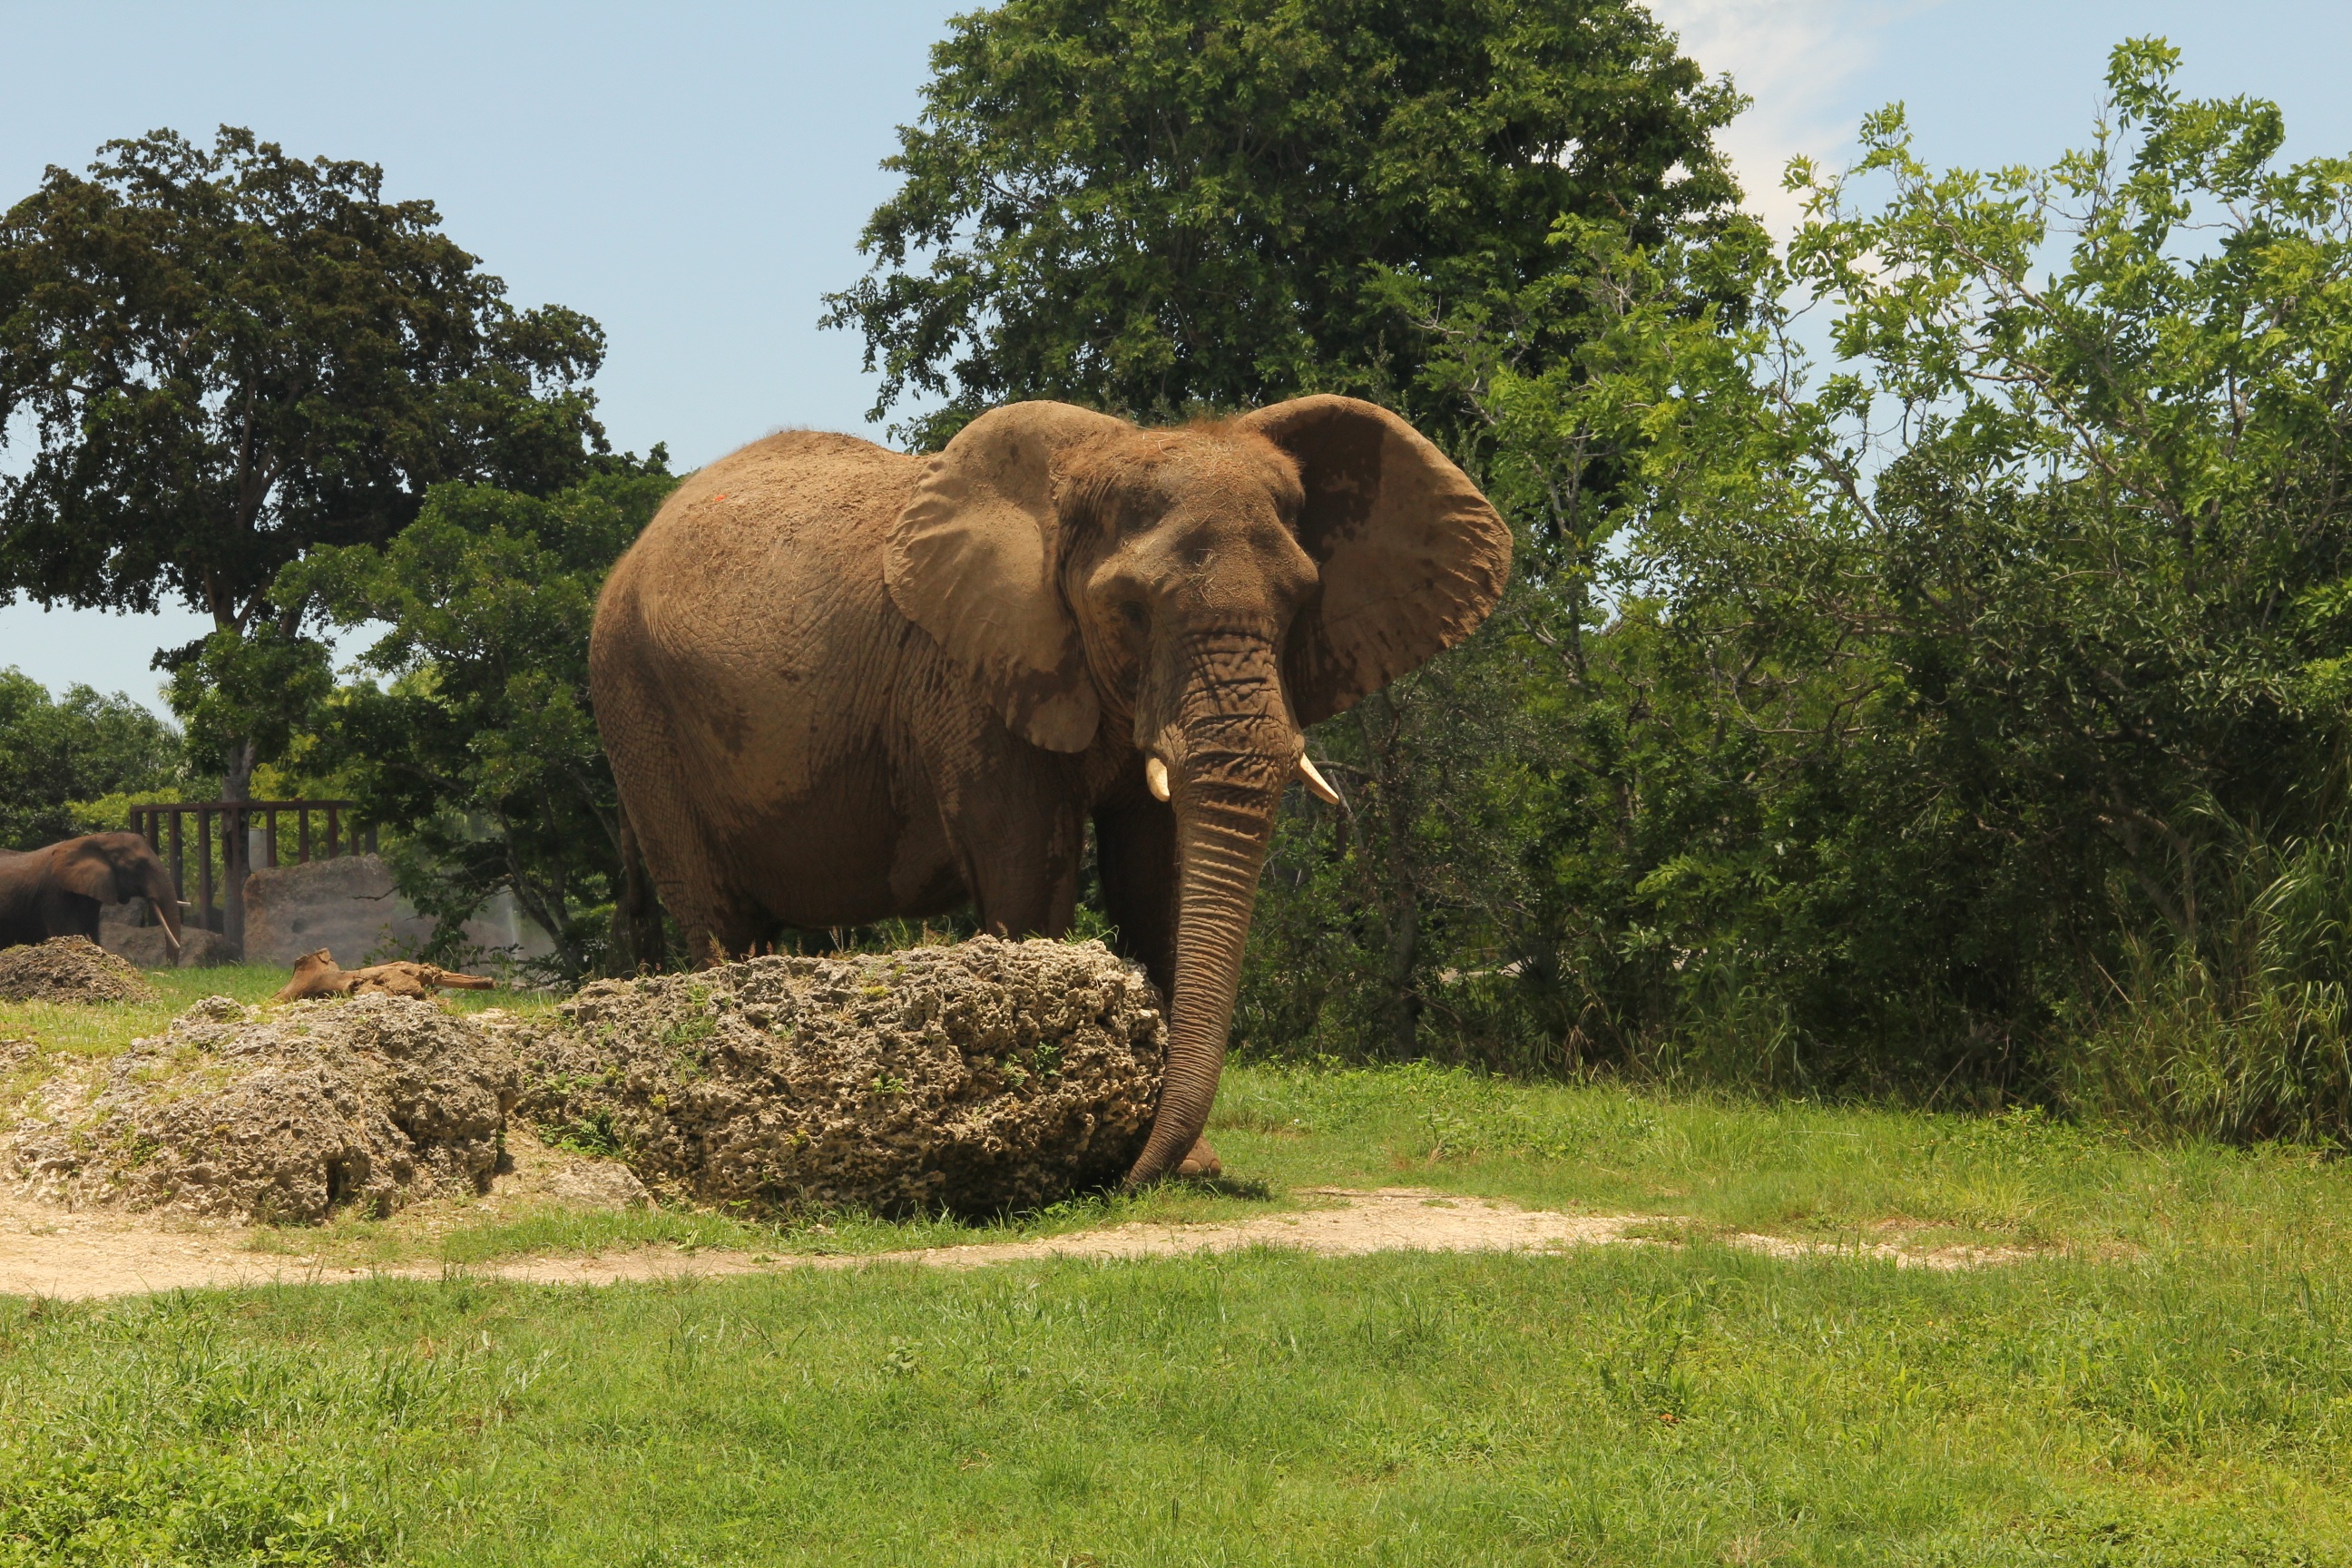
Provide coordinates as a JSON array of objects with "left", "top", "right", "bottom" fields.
[{"left": 5, "top": 0, "right": 2349, "bottom": 712}]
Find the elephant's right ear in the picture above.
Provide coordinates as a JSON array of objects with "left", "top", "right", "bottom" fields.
[{"left": 887, "top": 402, "right": 1130, "bottom": 753}]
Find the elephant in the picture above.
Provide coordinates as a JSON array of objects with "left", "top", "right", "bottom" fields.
[
  {"left": 590, "top": 395, "right": 1510, "bottom": 1184},
  {"left": 0, "top": 831, "right": 185, "bottom": 959}
]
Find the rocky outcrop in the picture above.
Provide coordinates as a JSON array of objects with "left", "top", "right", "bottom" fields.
[
  {"left": 0, "top": 936, "right": 156, "bottom": 1004},
  {"left": 100, "top": 901, "right": 240, "bottom": 970},
  {"left": 240, "top": 854, "right": 427, "bottom": 967},
  {"left": 514, "top": 938, "right": 1165, "bottom": 1218},
  {"left": 12, "top": 994, "right": 518, "bottom": 1221},
  {"left": 7, "top": 937, "right": 1167, "bottom": 1226}
]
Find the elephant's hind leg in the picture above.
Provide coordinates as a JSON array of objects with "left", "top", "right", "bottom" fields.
[{"left": 602, "top": 679, "right": 764, "bottom": 967}]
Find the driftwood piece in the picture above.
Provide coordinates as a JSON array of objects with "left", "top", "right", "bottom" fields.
[{"left": 274, "top": 947, "right": 496, "bottom": 1004}]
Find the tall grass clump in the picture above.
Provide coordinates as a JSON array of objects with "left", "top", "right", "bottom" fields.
[{"left": 2064, "top": 828, "right": 2352, "bottom": 1145}]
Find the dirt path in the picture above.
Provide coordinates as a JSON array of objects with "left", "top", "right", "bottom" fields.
[{"left": 0, "top": 1185, "right": 2036, "bottom": 1300}]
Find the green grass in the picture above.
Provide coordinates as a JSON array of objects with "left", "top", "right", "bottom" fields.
[
  {"left": 4, "top": 1230, "right": 2347, "bottom": 1565},
  {"left": 1209, "top": 1060, "right": 2352, "bottom": 1265},
  {"left": 6, "top": 995, "right": 2352, "bottom": 1562}
]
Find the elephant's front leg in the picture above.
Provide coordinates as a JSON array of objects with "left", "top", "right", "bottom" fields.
[
  {"left": 41, "top": 890, "right": 103, "bottom": 945},
  {"left": 941, "top": 740, "right": 1089, "bottom": 940}
]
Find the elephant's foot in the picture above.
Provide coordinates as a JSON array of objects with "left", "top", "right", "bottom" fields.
[{"left": 1175, "top": 1136, "right": 1222, "bottom": 1181}]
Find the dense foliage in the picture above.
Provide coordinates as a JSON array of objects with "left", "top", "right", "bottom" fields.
[
  {"left": 1243, "top": 41, "right": 2352, "bottom": 1142},
  {"left": 822, "top": 0, "right": 1745, "bottom": 448},
  {"left": 0, "top": 671, "right": 185, "bottom": 850},
  {"left": 282, "top": 466, "right": 675, "bottom": 979}
]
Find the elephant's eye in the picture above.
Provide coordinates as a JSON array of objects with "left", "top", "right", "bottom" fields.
[{"left": 1119, "top": 600, "right": 1148, "bottom": 630}]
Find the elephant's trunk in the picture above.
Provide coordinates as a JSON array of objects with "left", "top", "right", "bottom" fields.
[
  {"left": 145, "top": 864, "right": 183, "bottom": 958},
  {"left": 1125, "top": 634, "right": 1291, "bottom": 1187}
]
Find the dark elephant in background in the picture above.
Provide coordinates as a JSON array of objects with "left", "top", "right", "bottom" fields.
[
  {"left": 0, "top": 831, "right": 184, "bottom": 959},
  {"left": 591, "top": 396, "right": 1511, "bottom": 1184}
]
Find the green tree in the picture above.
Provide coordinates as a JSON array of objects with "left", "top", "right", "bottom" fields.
[
  {"left": 823, "top": 0, "right": 1745, "bottom": 447},
  {"left": 1260, "top": 36, "right": 2352, "bottom": 1142},
  {"left": 0, "top": 125, "right": 612, "bottom": 943},
  {"left": 281, "top": 466, "right": 674, "bottom": 981},
  {"left": 1242, "top": 215, "right": 1822, "bottom": 1071},
  {"left": 0, "top": 671, "right": 186, "bottom": 849}
]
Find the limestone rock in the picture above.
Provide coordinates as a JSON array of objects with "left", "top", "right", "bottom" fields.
[
  {"left": 242, "top": 853, "right": 551, "bottom": 966},
  {"left": 242, "top": 854, "right": 419, "bottom": 967},
  {"left": 514, "top": 937, "right": 1164, "bottom": 1219},
  {"left": 176, "top": 929, "right": 242, "bottom": 968},
  {"left": 0, "top": 936, "right": 156, "bottom": 1004},
  {"left": 98, "top": 901, "right": 172, "bottom": 970},
  {"left": 12, "top": 993, "right": 518, "bottom": 1221}
]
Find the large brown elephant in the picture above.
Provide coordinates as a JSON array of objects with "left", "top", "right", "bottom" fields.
[
  {"left": 591, "top": 396, "right": 1510, "bottom": 1184},
  {"left": 0, "top": 831, "right": 185, "bottom": 958}
]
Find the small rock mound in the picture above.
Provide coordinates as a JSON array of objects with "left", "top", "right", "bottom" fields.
[
  {"left": 514, "top": 937, "right": 1164, "bottom": 1218},
  {"left": 13, "top": 994, "right": 517, "bottom": 1221},
  {"left": 0, "top": 936, "right": 156, "bottom": 1004}
]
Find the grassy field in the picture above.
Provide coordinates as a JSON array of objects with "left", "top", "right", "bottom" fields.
[{"left": 4, "top": 970, "right": 2350, "bottom": 1563}]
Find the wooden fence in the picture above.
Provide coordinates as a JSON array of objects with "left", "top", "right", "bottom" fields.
[{"left": 127, "top": 800, "right": 379, "bottom": 935}]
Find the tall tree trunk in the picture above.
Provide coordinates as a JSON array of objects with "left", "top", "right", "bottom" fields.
[{"left": 220, "top": 737, "right": 253, "bottom": 953}]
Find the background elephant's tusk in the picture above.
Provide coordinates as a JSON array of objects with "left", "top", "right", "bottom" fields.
[
  {"left": 1145, "top": 756, "right": 1171, "bottom": 802},
  {"left": 1298, "top": 754, "right": 1342, "bottom": 805}
]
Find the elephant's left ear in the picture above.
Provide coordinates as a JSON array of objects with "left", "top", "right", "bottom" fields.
[
  {"left": 887, "top": 402, "right": 1132, "bottom": 752},
  {"left": 51, "top": 840, "right": 120, "bottom": 902},
  {"left": 1238, "top": 396, "right": 1513, "bottom": 726}
]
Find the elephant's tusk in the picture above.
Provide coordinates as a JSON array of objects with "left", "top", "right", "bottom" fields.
[
  {"left": 1145, "top": 756, "right": 1171, "bottom": 802},
  {"left": 1298, "top": 753, "right": 1342, "bottom": 805}
]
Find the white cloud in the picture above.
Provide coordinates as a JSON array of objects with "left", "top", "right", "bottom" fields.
[{"left": 1647, "top": 0, "right": 1937, "bottom": 236}]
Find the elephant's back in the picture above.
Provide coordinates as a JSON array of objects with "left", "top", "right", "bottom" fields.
[{"left": 603, "top": 430, "right": 915, "bottom": 680}]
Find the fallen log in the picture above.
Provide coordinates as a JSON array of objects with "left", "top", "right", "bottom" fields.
[{"left": 274, "top": 947, "right": 497, "bottom": 1004}]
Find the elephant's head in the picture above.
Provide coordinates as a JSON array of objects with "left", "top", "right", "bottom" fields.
[
  {"left": 887, "top": 396, "right": 1510, "bottom": 1183},
  {"left": 54, "top": 831, "right": 183, "bottom": 959}
]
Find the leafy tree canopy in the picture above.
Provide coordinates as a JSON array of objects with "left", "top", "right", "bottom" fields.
[
  {"left": 281, "top": 465, "right": 676, "bottom": 980},
  {"left": 823, "top": 0, "right": 1747, "bottom": 446},
  {"left": 0, "top": 670, "right": 185, "bottom": 850},
  {"left": 0, "top": 125, "right": 617, "bottom": 808}
]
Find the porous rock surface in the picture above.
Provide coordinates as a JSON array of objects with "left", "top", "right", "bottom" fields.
[
  {"left": 0, "top": 936, "right": 157, "bottom": 1004},
  {"left": 13, "top": 994, "right": 517, "bottom": 1220},
  {"left": 514, "top": 937, "right": 1165, "bottom": 1218}
]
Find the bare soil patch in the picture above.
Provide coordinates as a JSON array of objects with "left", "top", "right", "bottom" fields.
[
  {"left": 0, "top": 936, "right": 155, "bottom": 1004},
  {"left": 0, "top": 1182, "right": 2063, "bottom": 1300}
]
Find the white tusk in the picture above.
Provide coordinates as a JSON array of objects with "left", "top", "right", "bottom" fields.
[
  {"left": 1298, "top": 753, "right": 1342, "bottom": 805},
  {"left": 1145, "top": 755, "right": 1171, "bottom": 802}
]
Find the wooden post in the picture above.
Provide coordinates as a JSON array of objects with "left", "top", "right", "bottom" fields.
[
  {"left": 168, "top": 809, "right": 185, "bottom": 906},
  {"left": 298, "top": 808, "right": 312, "bottom": 864},
  {"left": 266, "top": 808, "right": 279, "bottom": 868},
  {"left": 197, "top": 808, "right": 214, "bottom": 934},
  {"left": 326, "top": 806, "right": 340, "bottom": 858}
]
